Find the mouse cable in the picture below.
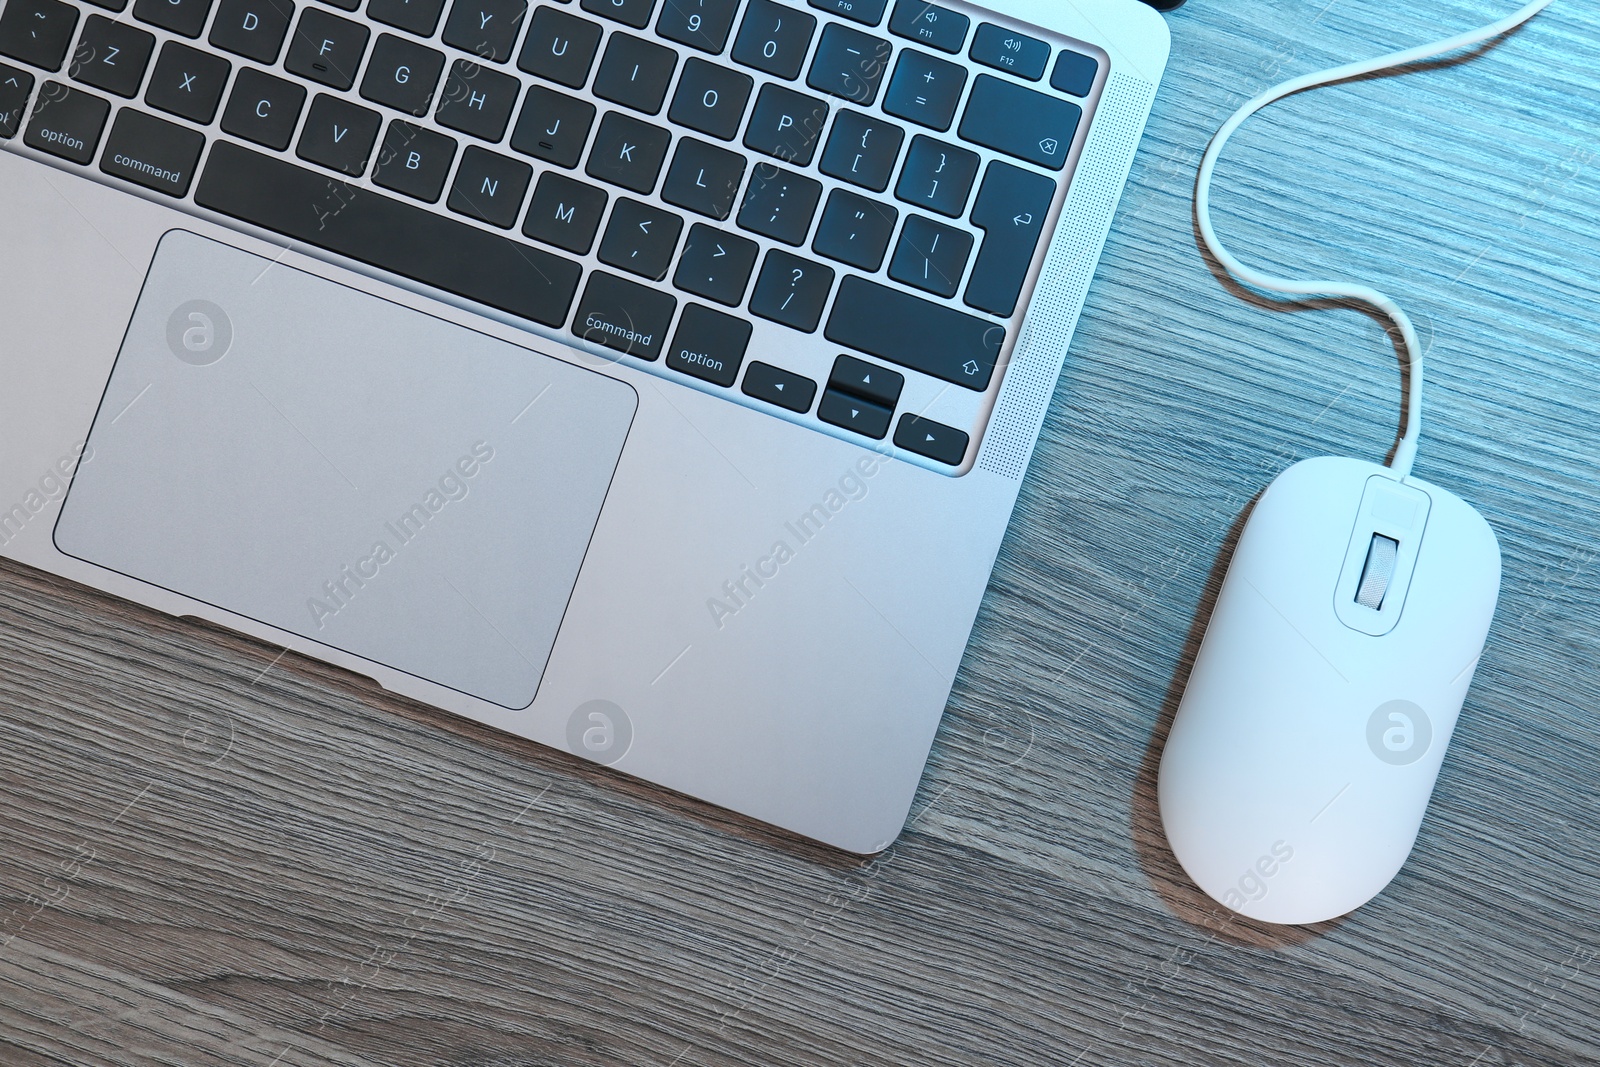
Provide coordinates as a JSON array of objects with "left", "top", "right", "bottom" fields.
[{"left": 1194, "top": 0, "right": 1555, "bottom": 479}]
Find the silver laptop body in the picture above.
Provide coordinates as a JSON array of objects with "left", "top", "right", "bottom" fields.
[{"left": 0, "top": 0, "right": 1168, "bottom": 852}]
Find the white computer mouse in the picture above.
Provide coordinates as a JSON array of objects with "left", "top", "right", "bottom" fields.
[{"left": 1158, "top": 456, "right": 1502, "bottom": 925}]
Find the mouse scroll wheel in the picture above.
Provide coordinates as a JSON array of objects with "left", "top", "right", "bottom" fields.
[{"left": 1355, "top": 534, "right": 1400, "bottom": 610}]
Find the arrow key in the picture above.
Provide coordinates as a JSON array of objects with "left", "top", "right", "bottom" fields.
[
  {"left": 0, "top": 62, "right": 33, "bottom": 139},
  {"left": 818, "top": 387, "right": 892, "bottom": 440},
  {"left": 894, "top": 413, "right": 968, "bottom": 465},
  {"left": 742, "top": 361, "right": 816, "bottom": 413},
  {"left": 828, "top": 353, "right": 902, "bottom": 408}
]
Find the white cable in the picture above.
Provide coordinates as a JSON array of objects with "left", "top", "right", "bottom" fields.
[{"left": 1195, "top": 0, "right": 1555, "bottom": 479}]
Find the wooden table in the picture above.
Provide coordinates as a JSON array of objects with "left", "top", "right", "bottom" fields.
[{"left": 5, "top": 1, "right": 1598, "bottom": 1062}]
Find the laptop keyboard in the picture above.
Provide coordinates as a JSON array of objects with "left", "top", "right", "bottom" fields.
[{"left": 0, "top": 0, "right": 1104, "bottom": 469}]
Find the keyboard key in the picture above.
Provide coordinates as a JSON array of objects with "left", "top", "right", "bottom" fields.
[
  {"left": 828, "top": 353, "right": 901, "bottom": 407},
  {"left": 661, "top": 136, "right": 745, "bottom": 219},
  {"left": 83, "top": 0, "right": 129, "bottom": 11},
  {"left": 958, "top": 74, "right": 1080, "bottom": 171},
  {"left": 655, "top": 0, "right": 738, "bottom": 54},
  {"left": 0, "top": 0, "right": 79, "bottom": 71},
  {"left": 882, "top": 48, "right": 964, "bottom": 130},
  {"left": 888, "top": 0, "right": 965, "bottom": 53},
  {"left": 573, "top": 270, "right": 675, "bottom": 359},
  {"left": 888, "top": 214, "right": 971, "bottom": 297},
  {"left": 522, "top": 170, "right": 607, "bottom": 252},
  {"left": 509, "top": 86, "right": 592, "bottom": 169},
  {"left": 435, "top": 58, "right": 515, "bottom": 141},
  {"left": 580, "top": 0, "right": 654, "bottom": 30},
  {"left": 749, "top": 249, "right": 832, "bottom": 331},
  {"left": 811, "top": 188, "right": 895, "bottom": 270},
  {"left": 673, "top": 222, "right": 757, "bottom": 305},
  {"left": 368, "top": 0, "right": 445, "bottom": 37},
  {"left": 592, "top": 32, "right": 676, "bottom": 114},
  {"left": 296, "top": 91, "right": 380, "bottom": 174},
  {"left": 807, "top": 0, "right": 887, "bottom": 27},
  {"left": 516, "top": 6, "right": 600, "bottom": 88},
  {"left": 197, "top": 141, "right": 582, "bottom": 326},
  {"left": 818, "top": 109, "right": 901, "bottom": 191},
  {"left": 323, "top": 0, "right": 360, "bottom": 10},
  {"left": 730, "top": 0, "right": 813, "bottom": 81},
  {"left": 964, "top": 160, "right": 1054, "bottom": 317},
  {"left": 742, "top": 361, "right": 815, "bottom": 412},
  {"left": 372, "top": 120, "right": 457, "bottom": 201},
  {"left": 448, "top": 145, "right": 531, "bottom": 227},
  {"left": 585, "top": 110, "right": 670, "bottom": 192},
  {"left": 826, "top": 275, "right": 1001, "bottom": 389},
  {"left": 598, "top": 196, "right": 683, "bottom": 279},
  {"left": 894, "top": 134, "right": 976, "bottom": 217},
  {"left": 666, "top": 303, "right": 749, "bottom": 386},
  {"left": 69, "top": 15, "right": 154, "bottom": 98},
  {"left": 894, "top": 412, "right": 966, "bottom": 464},
  {"left": 743, "top": 82, "right": 826, "bottom": 166},
  {"left": 145, "top": 40, "right": 231, "bottom": 123},
  {"left": 969, "top": 22, "right": 1046, "bottom": 80},
  {"left": 220, "top": 66, "right": 304, "bottom": 149},
  {"left": 0, "top": 62, "right": 34, "bottom": 138},
  {"left": 667, "top": 56, "right": 749, "bottom": 141},
  {"left": 98, "top": 107, "right": 203, "bottom": 195},
  {"left": 209, "top": 0, "right": 294, "bottom": 63},
  {"left": 737, "top": 164, "right": 820, "bottom": 246},
  {"left": 441, "top": 0, "right": 526, "bottom": 63},
  {"left": 436, "top": 60, "right": 519, "bottom": 140},
  {"left": 132, "top": 0, "right": 213, "bottom": 39},
  {"left": 285, "top": 8, "right": 369, "bottom": 90},
  {"left": 805, "top": 22, "right": 890, "bottom": 105},
  {"left": 1051, "top": 49, "right": 1097, "bottom": 97},
  {"left": 360, "top": 33, "right": 444, "bottom": 115},
  {"left": 23, "top": 81, "right": 107, "bottom": 163},
  {"left": 818, "top": 388, "right": 890, "bottom": 439}
]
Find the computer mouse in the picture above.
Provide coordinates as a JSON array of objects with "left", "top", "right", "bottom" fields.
[{"left": 1158, "top": 456, "right": 1501, "bottom": 925}]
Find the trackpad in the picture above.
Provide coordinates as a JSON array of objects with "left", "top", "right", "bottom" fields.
[{"left": 56, "top": 231, "right": 636, "bottom": 708}]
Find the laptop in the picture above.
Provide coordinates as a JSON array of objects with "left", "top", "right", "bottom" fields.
[{"left": 0, "top": 0, "right": 1169, "bottom": 852}]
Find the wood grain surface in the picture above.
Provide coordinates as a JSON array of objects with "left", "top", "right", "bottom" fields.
[{"left": 5, "top": 1, "right": 1600, "bottom": 1064}]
